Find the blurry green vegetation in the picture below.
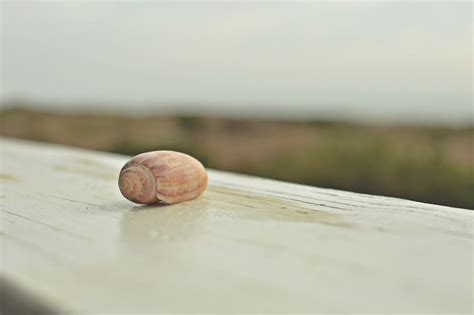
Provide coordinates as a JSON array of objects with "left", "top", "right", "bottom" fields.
[
  {"left": 1, "top": 107, "right": 472, "bottom": 209},
  {"left": 237, "top": 139, "right": 473, "bottom": 209}
]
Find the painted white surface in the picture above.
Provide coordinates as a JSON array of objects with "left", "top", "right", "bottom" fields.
[{"left": 0, "top": 137, "right": 472, "bottom": 313}]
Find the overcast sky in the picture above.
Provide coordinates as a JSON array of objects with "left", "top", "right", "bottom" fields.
[{"left": 1, "top": 1, "right": 472, "bottom": 124}]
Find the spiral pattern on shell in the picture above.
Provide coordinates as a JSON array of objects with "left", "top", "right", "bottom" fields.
[{"left": 118, "top": 151, "right": 208, "bottom": 205}]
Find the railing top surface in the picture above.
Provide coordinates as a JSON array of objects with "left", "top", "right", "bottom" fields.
[{"left": 1, "top": 138, "right": 472, "bottom": 313}]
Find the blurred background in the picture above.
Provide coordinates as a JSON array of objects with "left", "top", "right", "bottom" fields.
[{"left": 0, "top": 1, "right": 472, "bottom": 208}]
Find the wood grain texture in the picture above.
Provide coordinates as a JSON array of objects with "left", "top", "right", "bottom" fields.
[{"left": 0, "top": 137, "right": 472, "bottom": 314}]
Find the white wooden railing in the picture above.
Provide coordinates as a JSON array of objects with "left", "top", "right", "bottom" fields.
[{"left": 0, "top": 137, "right": 472, "bottom": 314}]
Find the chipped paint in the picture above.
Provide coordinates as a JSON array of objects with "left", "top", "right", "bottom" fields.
[
  {"left": 0, "top": 173, "right": 20, "bottom": 181},
  {"left": 204, "top": 186, "right": 354, "bottom": 228}
]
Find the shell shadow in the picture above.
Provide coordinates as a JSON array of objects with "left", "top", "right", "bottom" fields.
[
  {"left": 119, "top": 197, "right": 210, "bottom": 256},
  {"left": 130, "top": 202, "right": 172, "bottom": 211}
]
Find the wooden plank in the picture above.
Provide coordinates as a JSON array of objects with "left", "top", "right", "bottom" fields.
[{"left": 0, "top": 137, "right": 472, "bottom": 313}]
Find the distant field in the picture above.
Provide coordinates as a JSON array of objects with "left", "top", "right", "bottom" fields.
[{"left": 1, "top": 108, "right": 472, "bottom": 209}]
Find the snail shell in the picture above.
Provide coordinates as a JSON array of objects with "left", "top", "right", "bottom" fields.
[{"left": 118, "top": 151, "right": 208, "bottom": 205}]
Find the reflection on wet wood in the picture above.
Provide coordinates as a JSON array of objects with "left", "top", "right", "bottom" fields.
[{"left": 0, "top": 137, "right": 472, "bottom": 314}]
